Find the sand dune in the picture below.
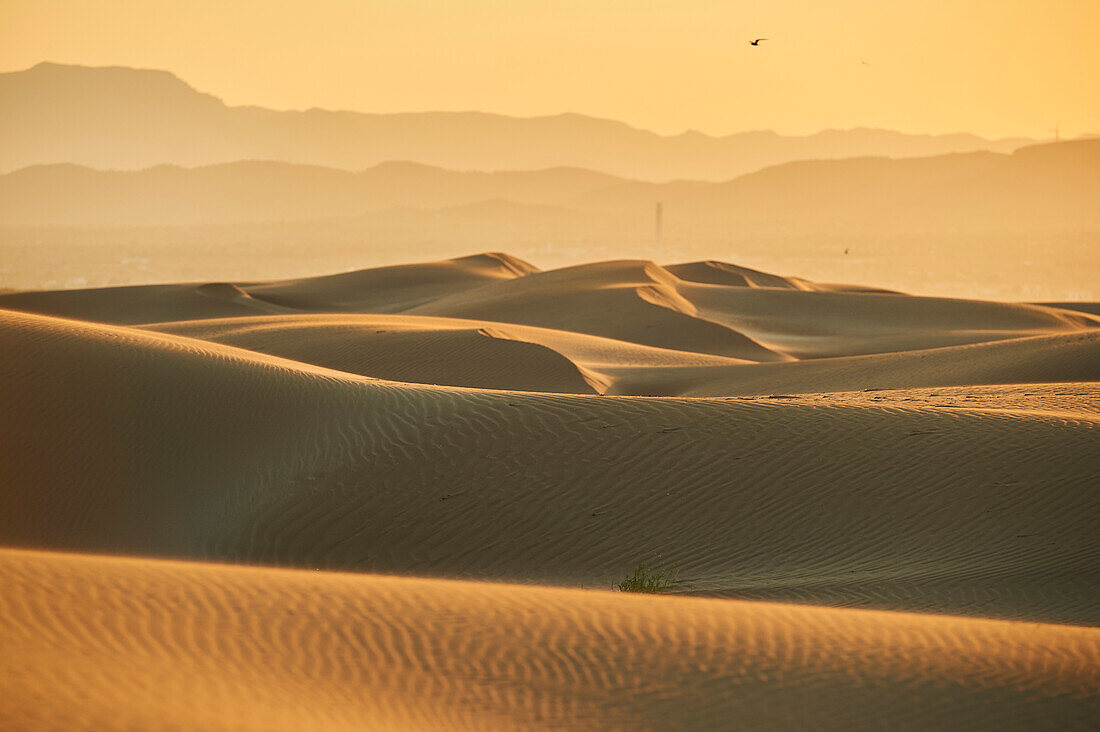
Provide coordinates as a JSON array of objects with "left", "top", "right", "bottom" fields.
[
  {"left": 666, "top": 330, "right": 1100, "bottom": 397},
  {"left": 140, "top": 313, "right": 1100, "bottom": 397},
  {"left": 667, "top": 260, "right": 901, "bottom": 294},
  {"left": 0, "top": 252, "right": 535, "bottom": 325},
  {"left": 3, "top": 548, "right": 1098, "bottom": 731},
  {"left": 667, "top": 259, "right": 818, "bottom": 290},
  {"left": 3, "top": 253, "right": 1094, "bottom": 396},
  {"left": 2, "top": 253, "right": 1098, "bottom": 727},
  {"left": 679, "top": 282, "right": 1093, "bottom": 358},
  {"left": 0, "top": 280, "right": 281, "bottom": 324},
  {"left": 2, "top": 306, "right": 1098, "bottom": 624},
  {"left": 401, "top": 260, "right": 788, "bottom": 360},
  {"left": 151, "top": 313, "right": 613, "bottom": 394},
  {"left": 245, "top": 252, "right": 537, "bottom": 312}
]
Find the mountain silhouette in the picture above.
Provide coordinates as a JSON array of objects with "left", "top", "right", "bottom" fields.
[
  {"left": 0, "top": 62, "right": 1040, "bottom": 181},
  {"left": 2, "top": 140, "right": 1095, "bottom": 232}
]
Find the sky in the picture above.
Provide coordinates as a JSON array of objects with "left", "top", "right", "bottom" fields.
[{"left": 2, "top": 0, "right": 1098, "bottom": 139}]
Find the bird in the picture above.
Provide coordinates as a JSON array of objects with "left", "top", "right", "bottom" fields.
[{"left": 750, "top": 38, "right": 768, "bottom": 46}]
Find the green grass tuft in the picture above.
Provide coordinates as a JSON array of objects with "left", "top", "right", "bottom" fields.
[{"left": 615, "top": 555, "right": 677, "bottom": 593}]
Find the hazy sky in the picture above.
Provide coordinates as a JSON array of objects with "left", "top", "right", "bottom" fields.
[{"left": 2, "top": 0, "right": 1097, "bottom": 138}]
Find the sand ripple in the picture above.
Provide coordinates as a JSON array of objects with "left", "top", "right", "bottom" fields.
[{"left": 2, "top": 548, "right": 1098, "bottom": 731}]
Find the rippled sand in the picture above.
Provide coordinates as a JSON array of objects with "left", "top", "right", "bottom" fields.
[{"left": 2, "top": 254, "right": 1098, "bottom": 729}]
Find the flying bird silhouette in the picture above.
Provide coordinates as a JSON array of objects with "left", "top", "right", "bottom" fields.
[{"left": 750, "top": 38, "right": 768, "bottom": 46}]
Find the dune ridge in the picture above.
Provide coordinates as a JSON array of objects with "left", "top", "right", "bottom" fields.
[
  {"left": 3, "top": 548, "right": 1099, "bottom": 731},
  {"left": 2, "top": 306, "right": 1098, "bottom": 624},
  {"left": 2, "top": 253, "right": 1095, "bottom": 396}
]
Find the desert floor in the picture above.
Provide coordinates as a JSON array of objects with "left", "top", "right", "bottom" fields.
[{"left": 2, "top": 253, "right": 1098, "bottom": 729}]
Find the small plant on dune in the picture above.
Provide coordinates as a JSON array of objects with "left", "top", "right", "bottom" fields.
[{"left": 615, "top": 555, "right": 677, "bottom": 593}]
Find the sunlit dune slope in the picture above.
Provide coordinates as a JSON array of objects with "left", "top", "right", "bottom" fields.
[
  {"left": 2, "top": 255, "right": 1093, "bottom": 372},
  {"left": 151, "top": 313, "right": 614, "bottom": 394},
  {"left": 402, "top": 260, "right": 788, "bottom": 360},
  {"left": 3, "top": 548, "right": 1098, "bottom": 732},
  {"left": 142, "top": 313, "right": 1100, "bottom": 396},
  {"left": 2, "top": 253, "right": 1092, "bottom": 396},
  {"left": 0, "top": 280, "right": 285, "bottom": 324},
  {"left": 244, "top": 251, "right": 537, "bottom": 312},
  {"left": 145, "top": 312, "right": 745, "bottom": 395},
  {"left": 2, "top": 308, "right": 1098, "bottom": 623},
  {"left": 680, "top": 282, "right": 1092, "bottom": 358},
  {"left": 0, "top": 252, "right": 535, "bottom": 325},
  {"left": 642, "top": 330, "right": 1100, "bottom": 397}
]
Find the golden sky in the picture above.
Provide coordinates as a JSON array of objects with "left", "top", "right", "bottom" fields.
[{"left": 2, "top": 0, "right": 1097, "bottom": 138}]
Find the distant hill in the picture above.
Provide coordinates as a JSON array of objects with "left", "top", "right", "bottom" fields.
[
  {"left": 584, "top": 139, "right": 1100, "bottom": 232},
  {"left": 0, "top": 62, "right": 1039, "bottom": 181},
  {"left": 2, "top": 140, "right": 1096, "bottom": 233},
  {"left": 0, "top": 161, "right": 624, "bottom": 226}
]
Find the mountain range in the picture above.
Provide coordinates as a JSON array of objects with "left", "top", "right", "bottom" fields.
[
  {"left": 3, "top": 139, "right": 1096, "bottom": 232},
  {"left": 0, "top": 62, "right": 1044, "bottom": 180}
]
